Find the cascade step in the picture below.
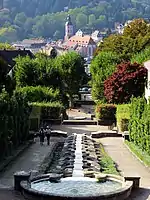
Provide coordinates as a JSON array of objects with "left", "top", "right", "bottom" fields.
[{"left": 63, "top": 120, "right": 98, "bottom": 125}]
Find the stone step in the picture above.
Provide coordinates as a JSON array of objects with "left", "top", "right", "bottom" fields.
[{"left": 62, "top": 120, "right": 98, "bottom": 125}]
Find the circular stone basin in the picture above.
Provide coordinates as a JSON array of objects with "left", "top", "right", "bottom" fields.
[
  {"left": 31, "top": 177, "right": 121, "bottom": 197},
  {"left": 21, "top": 175, "right": 133, "bottom": 200}
]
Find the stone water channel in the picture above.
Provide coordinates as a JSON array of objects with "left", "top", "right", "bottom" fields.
[
  {"left": 45, "top": 133, "right": 101, "bottom": 177},
  {"left": 72, "top": 134, "right": 84, "bottom": 177},
  {"left": 29, "top": 134, "right": 128, "bottom": 199}
]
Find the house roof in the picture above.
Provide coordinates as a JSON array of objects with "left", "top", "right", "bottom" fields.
[
  {"left": 0, "top": 49, "right": 34, "bottom": 67},
  {"left": 67, "top": 35, "right": 96, "bottom": 46}
]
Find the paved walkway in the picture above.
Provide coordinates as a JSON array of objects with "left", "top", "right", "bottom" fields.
[
  {"left": 0, "top": 137, "right": 57, "bottom": 188},
  {"left": 1, "top": 102, "right": 150, "bottom": 200},
  {"left": 100, "top": 137, "right": 150, "bottom": 200}
]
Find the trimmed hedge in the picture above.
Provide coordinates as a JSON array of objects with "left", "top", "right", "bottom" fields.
[
  {"left": 129, "top": 97, "right": 150, "bottom": 154},
  {"left": 0, "top": 91, "right": 31, "bottom": 160},
  {"left": 116, "top": 104, "right": 130, "bottom": 132},
  {"left": 95, "top": 104, "right": 116, "bottom": 121},
  {"left": 29, "top": 102, "right": 64, "bottom": 130},
  {"left": 16, "top": 86, "right": 60, "bottom": 103}
]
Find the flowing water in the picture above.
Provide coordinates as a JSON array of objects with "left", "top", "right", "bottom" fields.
[{"left": 72, "top": 134, "right": 84, "bottom": 177}]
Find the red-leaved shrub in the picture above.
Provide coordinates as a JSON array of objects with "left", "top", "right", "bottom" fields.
[{"left": 104, "top": 62, "right": 147, "bottom": 104}]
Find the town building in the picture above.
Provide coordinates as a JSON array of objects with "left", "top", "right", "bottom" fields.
[
  {"left": 63, "top": 15, "right": 96, "bottom": 58},
  {"left": 0, "top": 49, "right": 34, "bottom": 77},
  {"left": 64, "top": 14, "right": 74, "bottom": 41},
  {"left": 12, "top": 39, "right": 47, "bottom": 54}
]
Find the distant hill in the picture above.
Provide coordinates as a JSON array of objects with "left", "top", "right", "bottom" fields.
[
  {"left": 0, "top": 0, "right": 150, "bottom": 42},
  {"left": 2, "top": 0, "right": 98, "bottom": 16}
]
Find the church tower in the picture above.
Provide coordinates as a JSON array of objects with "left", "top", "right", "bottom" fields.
[{"left": 65, "top": 14, "right": 74, "bottom": 41}]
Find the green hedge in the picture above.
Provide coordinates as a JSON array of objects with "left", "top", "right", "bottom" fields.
[
  {"left": 95, "top": 104, "right": 116, "bottom": 121},
  {"left": 30, "top": 102, "right": 63, "bottom": 119},
  {"left": 16, "top": 86, "right": 60, "bottom": 102},
  {"left": 116, "top": 104, "right": 130, "bottom": 132},
  {"left": 29, "top": 102, "right": 64, "bottom": 130},
  {"left": 129, "top": 97, "right": 150, "bottom": 154},
  {"left": 0, "top": 90, "right": 31, "bottom": 160}
]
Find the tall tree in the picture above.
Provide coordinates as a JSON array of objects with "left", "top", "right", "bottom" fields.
[
  {"left": 90, "top": 51, "right": 120, "bottom": 101},
  {"left": 56, "top": 51, "right": 86, "bottom": 107}
]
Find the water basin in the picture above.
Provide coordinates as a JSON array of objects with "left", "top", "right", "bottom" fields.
[{"left": 31, "top": 177, "right": 122, "bottom": 197}]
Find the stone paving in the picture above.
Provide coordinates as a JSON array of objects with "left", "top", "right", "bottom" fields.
[
  {"left": 1, "top": 106, "right": 150, "bottom": 199},
  {"left": 99, "top": 137, "right": 150, "bottom": 200},
  {"left": 0, "top": 137, "right": 58, "bottom": 189}
]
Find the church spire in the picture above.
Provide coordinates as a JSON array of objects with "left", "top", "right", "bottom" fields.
[{"left": 65, "top": 14, "right": 74, "bottom": 41}]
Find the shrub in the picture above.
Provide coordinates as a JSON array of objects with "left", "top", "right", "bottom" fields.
[
  {"left": 116, "top": 104, "right": 130, "bottom": 132},
  {"left": 0, "top": 90, "right": 31, "bottom": 160},
  {"left": 129, "top": 97, "right": 150, "bottom": 154},
  {"left": 104, "top": 62, "right": 147, "bottom": 104},
  {"left": 16, "top": 86, "right": 60, "bottom": 103},
  {"left": 120, "top": 119, "right": 129, "bottom": 132},
  {"left": 95, "top": 104, "right": 116, "bottom": 121},
  {"left": 29, "top": 102, "right": 64, "bottom": 120}
]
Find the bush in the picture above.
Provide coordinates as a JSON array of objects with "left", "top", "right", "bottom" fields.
[
  {"left": 16, "top": 86, "right": 60, "bottom": 102},
  {"left": 0, "top": 90, "right": 31, "bottom": 160},
  {"left": 104, "top": 62, "right": 147, "bottom": 104},
  {"left": 95, "top": 104, "right": 116, "bottom": 121},
  {"left": 120, "top": 119, "right": 129, "bottom": 132},
  {"left": 129, "top": 97, "right": 150, "bottom": 154},
  {"left": 116, "top": 104, "right": 130, "bottom": 132},
  {"left": 29, "top": 102, "right": 64, "bottom": 120}
]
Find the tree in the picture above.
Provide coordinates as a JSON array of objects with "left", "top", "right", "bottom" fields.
[
  {"left": 56, "top": 52, "right": 86, "bottom": 107},
  {"left": 104, "top": 62, "right": 147, "bottom": 104},
  {"left": 14, "top": 12, "right": 27, "bottom": 27},
  {"left": 99, "top": 18, "right": 150, "bottom": 60},
  {"left": 0, "top": 57, "right": 15, "bottom": 95},
  {"left": 88, "top": 14, "right": 96, "bottom": 26},
  {"left": 123, "top": 18, "right": 149, "bottom": 39},
  {"left": 0, "top": 27, "right": 17, "bottom": 42},
  {"left": 0, "top": 42, "right": 15, "bottom": 49},
  {"left": 90, "top": 51, "right": 120, "bottom": 101},
  {"left": 131, "top": 47, "right": 150, "bottom": 64},
  {"left": 0, "top": 57, "right": 8, "bottom": 92},
  {"left": 35, "top": 54, "right": 61, "bottom": 89},
  {"left": 76, "top": 13, "right": 88, "bottom": 29},
  {"left": 15, "top": 56, "right": 38, "bottom": 87}
]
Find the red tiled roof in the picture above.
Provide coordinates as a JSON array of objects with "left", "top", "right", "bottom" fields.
[{"left": 66, "top": 35, "right": 96, "bottom": 46}]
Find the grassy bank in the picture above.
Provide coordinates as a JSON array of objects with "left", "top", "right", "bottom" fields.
[
  {"left": 99, "top": 144, "right": 120, "bottom": 175},
  {"left": 125, "top": 140, "right": 150, "bottom": 167}
]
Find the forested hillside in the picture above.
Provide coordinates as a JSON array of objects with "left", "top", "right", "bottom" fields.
[
  {"left": 0, "top": 0, "right": 150, "bottom": 42},
  {"left": 2, "top": 0, "right": 95, "bottom": 16}
]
